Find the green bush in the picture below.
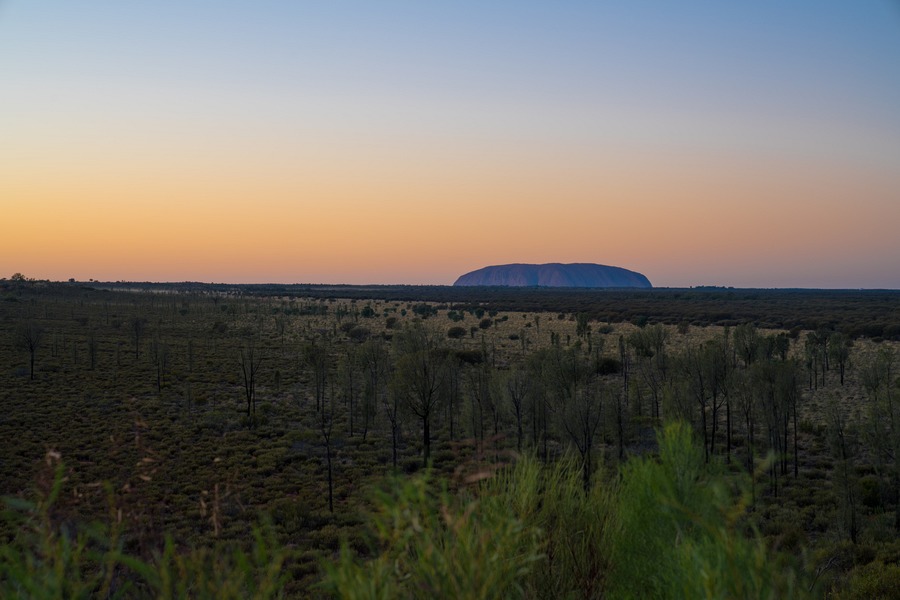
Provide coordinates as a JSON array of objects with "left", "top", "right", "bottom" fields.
[
  {"left": 605, "top": 422, "right": 808, "bottom": 599},
  {"left": 839, "top": 561, "right": 900, "bottom": 599},
  {"left": 482, "top": 455, "right": 609, "bottom": 599},
  {"left": 322, "top": 426, "right": 810, "bottom": 599},
  {"left": 320, "top": 473, "right": 542, "bottom": 599},
  {"left": 859, "top": 474, "right": 883, "bottom": 509}
]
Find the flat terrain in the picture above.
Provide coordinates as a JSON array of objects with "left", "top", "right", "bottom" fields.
[{"left": 2, "top": 280, "right": 899, "bottom": 596}]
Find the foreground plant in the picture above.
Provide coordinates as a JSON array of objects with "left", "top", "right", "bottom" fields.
[
  {"left": 320, "top": 470, "right": 542, "bottom": 599},
  {"left": 0, "top": 452, "right": 288, "bottom": 599},
  {"left": 324, "top": 423, "right": 813, "bottom": 599},
  {"left": 605, "top": 422, "right": 809, "bottom": 599}
]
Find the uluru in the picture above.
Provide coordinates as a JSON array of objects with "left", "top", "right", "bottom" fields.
[{"left": 453, "top": 263, "right": 652, "bottom": 288}]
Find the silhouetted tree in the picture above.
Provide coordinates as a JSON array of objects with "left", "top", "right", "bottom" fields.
[
  {"left": 339, "top": 348, "right": 360, "bottom": 437},
  {"left": 827, "top": 400, "right": 859, "bottom": 543},
  {"left": 15, "top": 321, "right": 44, "bottom": 380},
  {"left": 392, "top": 324, "right": 447, "bottom": 467},
  {"left": 560, "top": 378, "right": 605, "bottom": 490},
  {"left": 734, "top": 324, "right": 759, "bottom": 367},
  {"left": 87, "top": 331, "right": 98, "bottom": 370},
  {"left": 829, "top": 332, "right": 852, "bottom": 385},
  {"left": 359, "top": 338, "right": 388, "bottom": 441},
  {"left": 305, "top": 338, "right": 329, "bottom": 412},
  {"left": 131, "top": 316, "right": 146, "bottom": 359},
  {"left": 321, "top": 381, "right": 337, "bottom": 513},
  {"left": 150, "top": 336, "right": 169, "bottom": 394},
  {"left": 505, "top": 367, "right": 530, "bottom": 453},
  {"left": 575, "top": 313, "right": 591, "bottom": 339},
  {"left": 240, "top": 340, "right": 263, "bottom": 423}
]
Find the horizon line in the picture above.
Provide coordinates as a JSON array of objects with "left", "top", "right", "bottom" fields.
[{"left": 5, "top": 277, "right": 898, "bottom": 293}]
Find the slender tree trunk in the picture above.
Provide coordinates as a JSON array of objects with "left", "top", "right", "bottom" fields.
[
  {"left": 516, "top": 410, "right": 523, "bottom": 454},
  {"left": 326, "top": 436, "right": 334, "bottom": 513},
  {"left": 542, "top": 401, "right": 548, "bottom": 463},
  {"left": 783, "top": 406, "right": 790, "bottom": 476},
  {"left": 583, "top": 446, "right": 592, "bottom": 491},
  {"left": 391, "top": 423, "right": 398, "bottom": 469},
  {"left": 617, "top": 393, "right": 625, "bottom": 460},
  {"left": 726, "top": 394, "right": 732, "bottom": 463},
  {"left": 793, "top": 395, "right": 799, "bottom": 477},
  {"left": 422, "top": 414, "right": 431, "bottom": 467},
  {"left": 448, "top": 389, "right": 455, "bottom": 441},
  {"left": 362, "top": 406, "right": 369, "bottom": 442},
  {"left": 701, "top": 401, "right": 709, "bottom": 463}
]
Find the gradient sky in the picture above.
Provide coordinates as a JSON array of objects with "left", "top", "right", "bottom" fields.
[{"left": 2, "top": 2, "right": 899, "bottom": 288}]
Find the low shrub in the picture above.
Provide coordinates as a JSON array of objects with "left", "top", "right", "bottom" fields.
[
  {"left": 840, "top": 561, "right": 900, "bottom": 600},
  {"left": 447, "top": 326, "right": 467, "bottom": 340}
]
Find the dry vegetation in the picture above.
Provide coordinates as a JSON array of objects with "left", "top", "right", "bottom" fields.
[{"left": 1, "top": 279, "right": 899, "bottom": 597}]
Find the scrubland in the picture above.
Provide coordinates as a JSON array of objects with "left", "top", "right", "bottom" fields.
[{"left": 1, "top": 280, "right": 899, "bottom": 598}]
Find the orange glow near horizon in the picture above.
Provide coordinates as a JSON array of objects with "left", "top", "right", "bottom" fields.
[{"left": 4, "top": 139, "right": 899, "bottom": 287}]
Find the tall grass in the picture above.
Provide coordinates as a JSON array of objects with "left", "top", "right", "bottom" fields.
[
  {"left": 0, "top": 454, "right": 288, "bottom": 599},
  {"left": 480, "top": 454, "right": 608, "bottom": 599}
]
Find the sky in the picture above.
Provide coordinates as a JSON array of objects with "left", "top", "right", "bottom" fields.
[{"left": 2, "top": 1, "right": 899, "bottom": 288}]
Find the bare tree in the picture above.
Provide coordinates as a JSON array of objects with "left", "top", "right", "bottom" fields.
[
  {"left": 321, "top": 381, "right": 337, "bottom": 513},
  {"left": 240, "top": 341, "right": 263, "bottom": 423},
  {"left": 627, "top": 324, "right": 669, "bottom": 421},
  {"left": 131, "top": 316, "right": 146, "bottom": 359},
  {"left": 681, "top": 344, "right": 710, "bottom": 462},
  {"left": 359, "top": 338, "right": 388, "bottom": 442},
  {"left": 560, "top": 379, "right": 605, "bottom": 490},
  {"left": 150, "top": 336, "right": 169, "bottom": 394},
  {"left": 466, "top": 364, "right": 490, "bottom": 447},
  {"left": 383, "top": 383, "right": 403, "bottom": 470},
  {"left": 575, "top": 313, "right": 591, "bottom": 340},
  {"left": 529, "top": 346, "right": 587, "bottom": 462},
  {"left": 339, "top": 348, "right": 360, "bottom": 437},
  {"left": 392, "top": 324, "right": 447, "bottom": 467},
  {"left": 16, "top": 321, "right": 44, "bottom": 380},
  {"left": 304, "top": 338, "right": 329, "bottom": 412},
  {"left": 829, "top": 332, "right": 852, "bottom": 386},
  {"left": 733, "top": 369, "right": 757, "bottom": 495},
  {"left": 827, "top": 400, "right": 859, "bottom": 543},
  {"left": 274, "top": 315, "right": 287, "bottom": 353},
  {"left": 445, "top": 356, "right": 463, "bottom": 441},
  {"left": 87, "top": 331, "right": 98, "bottom": 370},
  {"left": 505, "top": 367, "right": 531, "bottom": 453},
  {"left": 734, "top": 323, "right": 759, "bottom": 367}
]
